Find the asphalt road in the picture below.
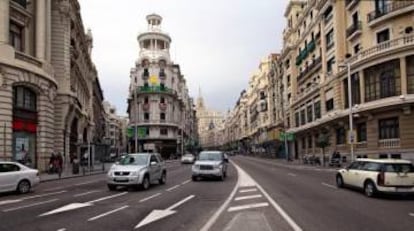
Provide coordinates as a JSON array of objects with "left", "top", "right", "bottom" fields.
[{"left": 1, "top": 157, "right": 413, "bottom": 231}]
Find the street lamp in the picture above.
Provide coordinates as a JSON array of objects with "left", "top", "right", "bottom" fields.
[{"left": 339, "top": 53, "right": 354, "bottom": 162}]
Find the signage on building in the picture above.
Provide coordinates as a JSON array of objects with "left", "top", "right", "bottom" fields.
[
  {"left": 144, "top": 143, "right": 155, "bottom": 150},
  {"left": 279, "top": 132, "right": 294, "bottom": 141}
]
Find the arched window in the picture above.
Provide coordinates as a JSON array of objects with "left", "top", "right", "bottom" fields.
[
  {"left": 13, "top": 86, "right": 37, "bottom": 111},
  {"left": 380, "top": 70, "right": 396, "bottom": 98}
]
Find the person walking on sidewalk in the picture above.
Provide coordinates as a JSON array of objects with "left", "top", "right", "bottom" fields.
[{"left": 54, "top": 153, "right": 63, "bottom": 178}]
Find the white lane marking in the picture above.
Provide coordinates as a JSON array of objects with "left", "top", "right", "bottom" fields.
[
  {"left": 75, "top": 180, "right": 101, "bottom": 186},
  {"left": 21, "top": 190, "right": 67, "bottom": 200},
  {"left": 409, "top": 213, "right": 414, "bottom": 217},
  {"left": 88, "top": 192, "right": 128, "bottom": 203},
  {"left": 139, "top": 193, "right": 162, "bottom": 203},
  {"left": 239, "top": 188, "right": 257, "bottom": 193},
  {"left": 321, "top": 182, "right": 337, "bottom": 189},
  {"left": 287, "top": 173, "right": 297, "bottom": 177},
  {"left": 0, "top": 200, "right": 23, "bottom": 205},
  {"left": 227, "top": 202, "right": 269, "bottom": 212},
  {"left": 181, "top": 180, "right": 191, "bottom": 185},
  {"left": 88, "top": 205, "right": 129, "bottom": 221},
  {"left": 43, "top": 186, "right": 66, "bottom": 192},
  {"left": 57, "top": 229, "right": 66, "bottom": 231},
  {"left": 73, "top": 190, "right": 101, "bottom": 197},
  {"left": 135, "top": 195, "right": 195, "bottom": 229},
  {"left": 3, "top": 199, "right": 59, "bottom": 212},
  {"left": 235, "top": 163, "right": 303, "bottom": 231},
  {"left": 234, "top": 194, "right": 263, "bottom": 201},
  {"left": 166, "top": 185, "right": 180, "bottom": 192}
]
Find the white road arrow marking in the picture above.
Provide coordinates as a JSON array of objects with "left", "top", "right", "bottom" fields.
[
  {"left": 135, "top": 195, "right": 195, "bottom": 229},
  {"left": 39, "top": 192, "right": 128, "bottom": 217}
]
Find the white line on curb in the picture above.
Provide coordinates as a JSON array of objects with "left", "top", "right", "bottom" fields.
[
  {"left": 234, "top": 194, "right": 263, "bottom": 201},
  {"left": 227, "top": 202, "right": 269, "bottom": 212},
  {"left": 139, "top": 193, "right": 162, "bottom": 203},
  {"left": 88, "top": 205, "right": 129, "bottom": 221}
]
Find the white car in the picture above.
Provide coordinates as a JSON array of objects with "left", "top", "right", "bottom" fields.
[
  {"left": 107, "top": 153, "right": 166, "bottom": 191},
  {"left": 192, "top": 151, "right": 228, "bottom": 181},
  {"left": 336, "top": 158, "right": 414, "bottom": 197},
  {"left": 181, "top": 154, "right": 195, "bottom": 164},
  {"left": 0, "top": 161, "right": 40, "bottom": 194}
]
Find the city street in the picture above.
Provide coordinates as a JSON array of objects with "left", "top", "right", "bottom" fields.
[{"left": 1, "top": 157, "right": 414, "bottom": 231}]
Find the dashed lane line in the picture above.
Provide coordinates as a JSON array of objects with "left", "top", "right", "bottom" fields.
[
  {"left": 321, "top": 182, "right": 337, "bottom": 189},
  {"left": 409, "top": 213, "right": 414, "bottom": 217},
  {"left": 181, "top": 179, "right": 191, "bottom": 185},
  {"left": 234, "top": 194, "right": 263, "bottom": 201},
  {"left": 239, "top": 188, "right": 257, "bottom": 193},
  {"left": 75, "top": 180, "right": 102, "bottom": 186},
  {"left": 22, "top": 190, "right": 67, "bottom": 199},
  {"left": 166, "top": 185, "right": 180, "bottom": 192},
  {"left": 88, "top": 192, "right": 128, "bottom": 203},
  {"left": 139, "top": 193, "right": 162, "bottom": 203},
  {"left": 3, "top": 199, "right": 59, "bottom": 212},
  {"left": 227, "top": 202, "right": 269, "bottom": 212},
  {"left": 88, "top": 205, "right": 129, "bottom": 221},
  {"left": 73, "top": 190, "right": 101, "bottom": 197},
  {"left": 287, "top": 173, "right": 297, "bottom": 177},
  {"left": 56, "top": 229, "right": 66, "bottom": 231}
]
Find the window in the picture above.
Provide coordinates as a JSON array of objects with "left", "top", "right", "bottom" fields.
[
  {"left": 160, "top": 97, "right": 165, "bottom": 104},
  {"left": 160, "top": 113, "right": 166, "bottom": 120},
  {"left": 364, "top": 60, "right": 400, "bottom": 102},
  {"left": 144, "top": 82, "right": 149, "bottom": 88},
  {"left": 0, "top": 163, "right": 20, "bottom": 172},
  {"left": 354, "top": 44, "right": 361, "bottom": 54},
  {"left": 159, "top": 69, "right": 165, "bottom": 77},
  {"left": 144, "top": 97, "right": 149, "bottom": 104},
  {"left": 307, "top": 105, "right": 313, "bottom": 123},
  {"left": 160, "top": 128, "right": 168, "bottom": 135},
  {"left": 326, "top": 99, "right": 334, "bottom": 111},
  {"left": 144, "top": 113, "right": 150, "bottom": 120},
  {"left": 336, "top": 127, "right": 346, "bottom": 144},
  {"left": 377, "top": 29, "right": 390, "bottom": 43},
  {"left": 357, "top": 122, "right": 367, "bottom": 142},
  {"left": 362, "top": 162, "right": 381, "bottom": 171},
  {"left": 379, "top": 117, "right": 399, "bottom": 139},
  {"left": 314, "top": 101, "right": 321, "bottom": 119},
  {"left": 308, "top": 136, "right": 313, "bottom": 148},
  {"left": 380, "top": 70, "right": 396, "bottom": 98},
  {"left": 375, "top": 0, "right": 387, "bottom": 15},
  {"left": 300, "top": 109, "right": 306, "bottom": 126},
  {"left": 143, "top": 68, "right": 149, "bottom": 77},
  {"left": 327, "top": 57, "right": 335, "bottom": 73},
  {"left": 326, "top": 29, "right": 334, "bottom": 50},
  {"left": 344, "top": 73, "right": 361, "bottom": 108},
  {"left": 160, "top": 83, "right": 165, "bottom": 90},
  {"left": 407, "top": 56, "right": 414, "bottom": 94},
  {"left": 9, "top": 22, "right": 23, "bottom": 52},
  {"left": 13, "top": 86, "right": 37, "bottom": 111},
  {"left": 150, "top": 155, "right": 159, "bottom": 163},
  {"left": 287, "top": 75, "right": 291, "bottom": 86},
  {"left": 302, "top": 137, "right": 306, "bottom": 149},
  {"left": 352, "top": 12, "right": 359, "bottom": 25},
  {"left": 295, "top": 112, "right": 300, "bottom": 127}
]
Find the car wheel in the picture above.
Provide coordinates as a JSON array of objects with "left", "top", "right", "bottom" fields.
[
  {"left": 364, "top": 181, "right": 376, "bottom": 197},
  {"left": 17, "top": 180, "right": 31, "bottom": 194},
  {"left": 107, "top": 184, "right": 117, "bottom": 191},
  {"left": 159, "top": 172, "right": 166, "bottom": 185},
  {"left": 141, "top": 176, "right": 150, "bottom": 190},
  {"left": 336, "top": 175, "right": 344, "bottom": 188}
]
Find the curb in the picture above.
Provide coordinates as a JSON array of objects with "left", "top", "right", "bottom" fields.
[{"left": 40, "top": 170, "right": 107, "bottom": 183}]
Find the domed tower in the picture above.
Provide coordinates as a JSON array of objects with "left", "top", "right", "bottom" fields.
[{"left": 128, "top": 14, "right": 187, "bottom": 158}]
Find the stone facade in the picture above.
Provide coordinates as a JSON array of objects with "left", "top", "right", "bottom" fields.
[
  {"left": 0, "top": 0, "right": 106, "bottom": 171},
  {"left": 127, "top": 14, "right": 195, "bottom": 158}
]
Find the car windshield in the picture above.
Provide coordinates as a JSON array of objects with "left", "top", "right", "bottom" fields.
[
  {"left": 118, "top": 155, "right": 148, "bottom": 166},
  {"left": 183, "top": 154, "right": 194, "bottom": 158},
  {"left": 198, "top": 152, "right": 222, "bottom": 161}
]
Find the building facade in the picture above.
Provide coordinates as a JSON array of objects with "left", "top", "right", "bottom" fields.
[
  {"left": 127, "top": 14, "right": 194, "bottom": 158},
  {"left": 282, "top": 0, "right": 414, "bottom": 161},
  {"left": 103, "top": 101, "right": 126, "bottom": 155},
  {"left": 0, "top": 0, "right": 106, "bottom": 171}
]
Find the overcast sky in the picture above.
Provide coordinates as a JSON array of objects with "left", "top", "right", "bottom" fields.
[{"left": 79, "top": 0, "right": 288, "bottom": 115}]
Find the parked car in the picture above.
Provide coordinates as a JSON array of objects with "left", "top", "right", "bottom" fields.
[
  {"left": 181, "top": 153, "right": 195, "bottom": 164},
  {"left": 192, "top": 151, "right": 228, "bottom": 181},
  {"left": 0, "top": 161, "right": 40, "bottom": 194},
  {"left": 107, "top": 153, "right": 166, "bottom": 191},
  {"left": 336, "top": 158, "right": 414, "bottom": 197}
]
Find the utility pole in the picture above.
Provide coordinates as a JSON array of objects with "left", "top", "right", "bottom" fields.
[{"left": 134, "top": 82, "right": 139, "bottom": 153}]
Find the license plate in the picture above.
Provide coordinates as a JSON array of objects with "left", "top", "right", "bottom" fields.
[{"left": 114, "top": 177, "right": 128, "bottom": 182}]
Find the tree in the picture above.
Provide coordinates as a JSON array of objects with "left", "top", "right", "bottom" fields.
[{"left": 316, "top": 132, "right": 331, "bottom": 167}]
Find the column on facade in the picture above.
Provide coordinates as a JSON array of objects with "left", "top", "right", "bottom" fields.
[
  {"left": 359, "top": 70, "right": 365, "bottom": 104},
  {"left": 400, "top": 57, "right": 408, "bottom": 95},
  {"left": 36, "top": 0, "right": 46, "bottom": 60},
  {"left": 320, "top": 88, "right": 327, "bottom": 115},
  {"left": 46, "top": 0, "right": 51, "bottom": 61},
  {"left": 0, "top": 0, "right": 9, "bottom": 44}
]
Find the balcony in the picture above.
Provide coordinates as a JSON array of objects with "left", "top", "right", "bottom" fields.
[
  {"left": 367, "top": 1, "right": 414, "bottom": 26},
  {"left": 346, "top": 21, "right": 362, "bottom": 40},
  {"left": 378, "top": 138, "right": 400, "bottom": 148},
  {"left": 297, "top": 56, "right": 322, "bottom": 82},
  {"left": 345, "top": 0, "right": 359, "bottom": 10},
  {"left": 136, "top": 85, "right": 175, "bottom": 95},
  {"left": 295, "top": 40, "right": 316, "bottom": 66},
  {"left": 12, "top": 0, "right": 27, "bottom": 8},
  {"left": 15, "top": 51, "right": 42, "bottom": 68},
  {"left": 348, "top": 34, "right": 414, "bottom": 66}
]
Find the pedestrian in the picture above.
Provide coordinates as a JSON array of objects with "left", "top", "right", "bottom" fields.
[{"left": 49, "top": 152, "right": 56, "bottom": 174}]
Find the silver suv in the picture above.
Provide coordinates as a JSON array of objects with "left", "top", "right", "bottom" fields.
[
  {"left": 107, "top": 153, "right": 166, "bottom": 190},
  {"left": 192, "top": 151, "right": 228, "bottom": 181}
]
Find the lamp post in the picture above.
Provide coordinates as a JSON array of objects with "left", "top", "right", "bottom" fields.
[
  {"left": 134, "top": 83, "right": 138, "bottom": 153},
  {"left": 340, "top": 54, "right": 354, "bottom": 162}
]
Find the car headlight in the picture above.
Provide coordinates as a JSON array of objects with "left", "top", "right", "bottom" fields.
[
  {"left": 130, "top": 171, "right": 140, "bottom": 176},
  {"left": 107, "top": 171, "right": 113, "bottom": 177},
  {"left": 214, "top": 164, "right": 223, "bottom": 170},
  {"left": 192, "top": 165, "right": 199, "bottom": 171}
]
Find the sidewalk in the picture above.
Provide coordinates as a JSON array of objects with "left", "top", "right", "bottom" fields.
[{"left": 40, "top": 162, "right": 114, "bottom": 182}]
